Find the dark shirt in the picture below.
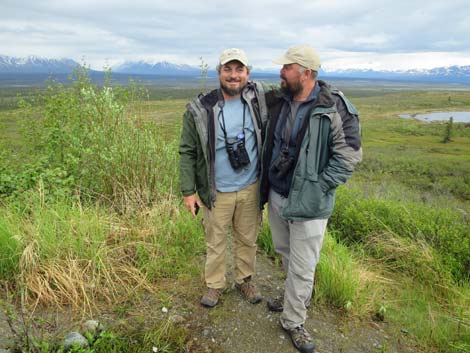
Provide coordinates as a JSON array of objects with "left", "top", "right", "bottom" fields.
[{"left": 268, "top": 83, "right": 321, "bottom": 197}]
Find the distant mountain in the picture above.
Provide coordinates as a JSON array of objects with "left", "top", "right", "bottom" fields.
[
  {"left": 113, "top": 61, "right": 280, "bottom": 78},
  {"left": 322, "top": 66, "right": 470, "bottom": 83},
  {"left": 113, "top": 60, "right": 202, "bottom": 76},
  {"left": 0, "top": 55, "right": 81, "bottom": 74},
  {"left": 1, "top": 55, "right": 470, "bottom": 84}
]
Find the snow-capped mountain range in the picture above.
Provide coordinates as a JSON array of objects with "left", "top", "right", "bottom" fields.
[
  {"left": 1, "top": 55, "right": 470, "bottom": 84},
  {"left": 113, "top": 60, "right": 200, "bottom": 75},
  {"left": 322, "top": 66, "right": 470, "bottom": 83},
  {"left": 0, "top": 55, "right": 80, "bottom": 74}
]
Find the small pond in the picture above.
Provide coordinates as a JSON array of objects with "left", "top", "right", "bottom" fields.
[{"left": 398, "top": 111, "right": 470, "bottom": 123}]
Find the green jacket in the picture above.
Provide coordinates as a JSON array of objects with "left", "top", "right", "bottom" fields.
[
  {"left": 259, "top": 80, "right": 362, "bottom": 221},
  {"left": 179, "top": 81, "right": 269, "bottom": 208}
]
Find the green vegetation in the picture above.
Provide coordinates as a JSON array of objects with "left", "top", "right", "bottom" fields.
[
  {"left": 443, "top": 116, "right": 454, "bottom": 143},
  {"left": 314, "top": 231, "right": 361, "bottom": 310},
  {"left": 331, "top": 187, "right": 469, "bottom": 281},
  {"left": 1, "top": 72, "right": 469, "bottom": 352}
]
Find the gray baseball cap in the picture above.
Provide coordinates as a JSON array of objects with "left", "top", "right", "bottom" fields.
[
  {"left": 273, "top": 44, "right": 321, "bottom": 71},
  {"left": 219, "top": 48, "right": 250, "bottom": 67}
]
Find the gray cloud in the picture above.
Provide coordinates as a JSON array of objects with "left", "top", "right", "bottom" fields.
[{"left": 1, "top": 0, "right": 470, "bottom": 70}]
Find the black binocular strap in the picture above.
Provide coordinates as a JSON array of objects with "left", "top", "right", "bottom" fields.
[{"left": 218, "top": 102, "right": 247, "bottom": 144}]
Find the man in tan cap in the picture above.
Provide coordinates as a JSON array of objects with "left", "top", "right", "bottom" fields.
[
  {"left": 179, "top": 48, "right": 270, "bottom": 307},
  {"left": 259, "top": 44, "right": 362, "bottom": 353}
]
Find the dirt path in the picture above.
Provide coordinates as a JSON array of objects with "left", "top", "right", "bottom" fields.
[{"left": 185, "top": 253, "right": 424, "bottom": 353}]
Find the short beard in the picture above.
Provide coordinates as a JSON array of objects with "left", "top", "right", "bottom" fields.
[
  {"left": 281, "top": 79, "right": 303, "bottom": 97},
  {"left": 220, "top": 82, "right": 244, "bottom": 97}
]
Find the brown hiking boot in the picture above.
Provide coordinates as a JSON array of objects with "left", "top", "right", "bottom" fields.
[
  {"left": 235, "top": 278, "right": 262, "bottom": 304},
  {"left": 200, "top": 288, "right": 221, "bottom": 307},
  {"left": 283, "top": 325, "right": 315, "bottom": 353}
]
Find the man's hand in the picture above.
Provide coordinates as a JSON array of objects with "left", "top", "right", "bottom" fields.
[{"left": 183, "top": 194, "right": 203, "bottom": 217}]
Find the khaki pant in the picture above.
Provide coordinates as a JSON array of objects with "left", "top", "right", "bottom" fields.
[
  {"left": 202, "top": 182, "right": 260, "bottom": 289},
  {"left": 268, "top": 189, "right": 328, "bottom": 330}
]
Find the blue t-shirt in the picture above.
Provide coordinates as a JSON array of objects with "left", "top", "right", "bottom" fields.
[{"left": 215, "top": 98, "right": 258, "bottom": 192}]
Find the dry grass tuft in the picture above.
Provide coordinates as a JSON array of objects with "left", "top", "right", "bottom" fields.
[
  {"left": 19, "top": 241, "right": 153, "bottom": 315},
  {"left": 362, "top": 231, "right": 454, "bottom": 291},
  {"left": 9, "top": 194, "right": 202, "bottom": 315}
]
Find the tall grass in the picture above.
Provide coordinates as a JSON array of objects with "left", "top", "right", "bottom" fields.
[
  {"left": 257, "top": 214, "right": 278, "bottom": 261},
  {"left": 330, "top": 185, "right": 470, "bottom": 351},
  {"left": 387, "top": 281, "right": 470, "bottom": 353},
  {"left": 129, "top": 198, "right": 205, "bottom": 281},
  {"left": 0, "top": 214, "right": 19, "bottom": 280},
  {"left": 1, "top": 190, "right": 144, "bottom": 313},
  {"left": 314, "top": 231, "right": 360, "bottom": 309},
  {"left": 0, "top": 187, "right": 205, "bottom": 313},
  {"left": 331, "top": 186, "right": 470, "bottom": 282}
]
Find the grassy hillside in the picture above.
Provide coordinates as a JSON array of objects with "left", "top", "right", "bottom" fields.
[{"left": 0, "top": 73, "right": 469, "bottom": 352}]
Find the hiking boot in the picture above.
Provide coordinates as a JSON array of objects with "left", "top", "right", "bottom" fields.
[
  {"left": 200, "top": 288, "right": 221, "bottom": 307},
  {"left": 283, "top": 325, "right": 315, "bottom": 353},
  {"left": 235, "top": 278, "right": 262, "bottom": 304},
  {"left": 267, "top": 295, "right": 284, "bottom": 312}
]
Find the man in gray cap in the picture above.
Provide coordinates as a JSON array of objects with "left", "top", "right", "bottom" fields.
[
  {"left": 179, "top": 48, "right": 269, "bottom": 307},
  {"left": 259, "top": 44, "right": 362, "bottom": 353}
]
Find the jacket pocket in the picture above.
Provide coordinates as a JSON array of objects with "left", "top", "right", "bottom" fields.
[{"left": 285, "top": 177, "right": 333, "bottom": 219}]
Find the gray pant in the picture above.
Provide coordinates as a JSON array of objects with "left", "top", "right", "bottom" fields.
[{"left": 268, "top": 189, "right": 327, "bottom": 330}]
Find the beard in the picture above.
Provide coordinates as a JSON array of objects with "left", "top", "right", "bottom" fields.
[
  {"left": 220, "top": 79, "right": 245, "bottom": 96},
  {"left": 280, "top": 76, "right": 303, "bottom": 97}
]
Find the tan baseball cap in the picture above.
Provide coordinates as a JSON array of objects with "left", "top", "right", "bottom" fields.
[
  {"left": 273, "top": 44, "right": 321, "bottom": 71},
  {"left": 219, "top": 48, "right": 250, "bottom": 67}
]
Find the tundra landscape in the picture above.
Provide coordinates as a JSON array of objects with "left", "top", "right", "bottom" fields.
[{"left": 0, "top": 68, "right": 469, "bottom": 352}]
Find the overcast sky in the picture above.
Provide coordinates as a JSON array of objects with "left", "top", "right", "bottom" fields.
[{"left": 2, "top": 0, "right": 470, "bottom": 71}]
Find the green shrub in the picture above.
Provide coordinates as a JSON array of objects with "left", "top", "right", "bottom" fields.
[
  {"left": 442, "top": 116, "right": 454, "bottom": 143},
  {"left": 0, "top": 156, "right": 74, "bottom": 203},
  {"left": 10, "top": 68, "right": 178, "bottom": 213}
]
